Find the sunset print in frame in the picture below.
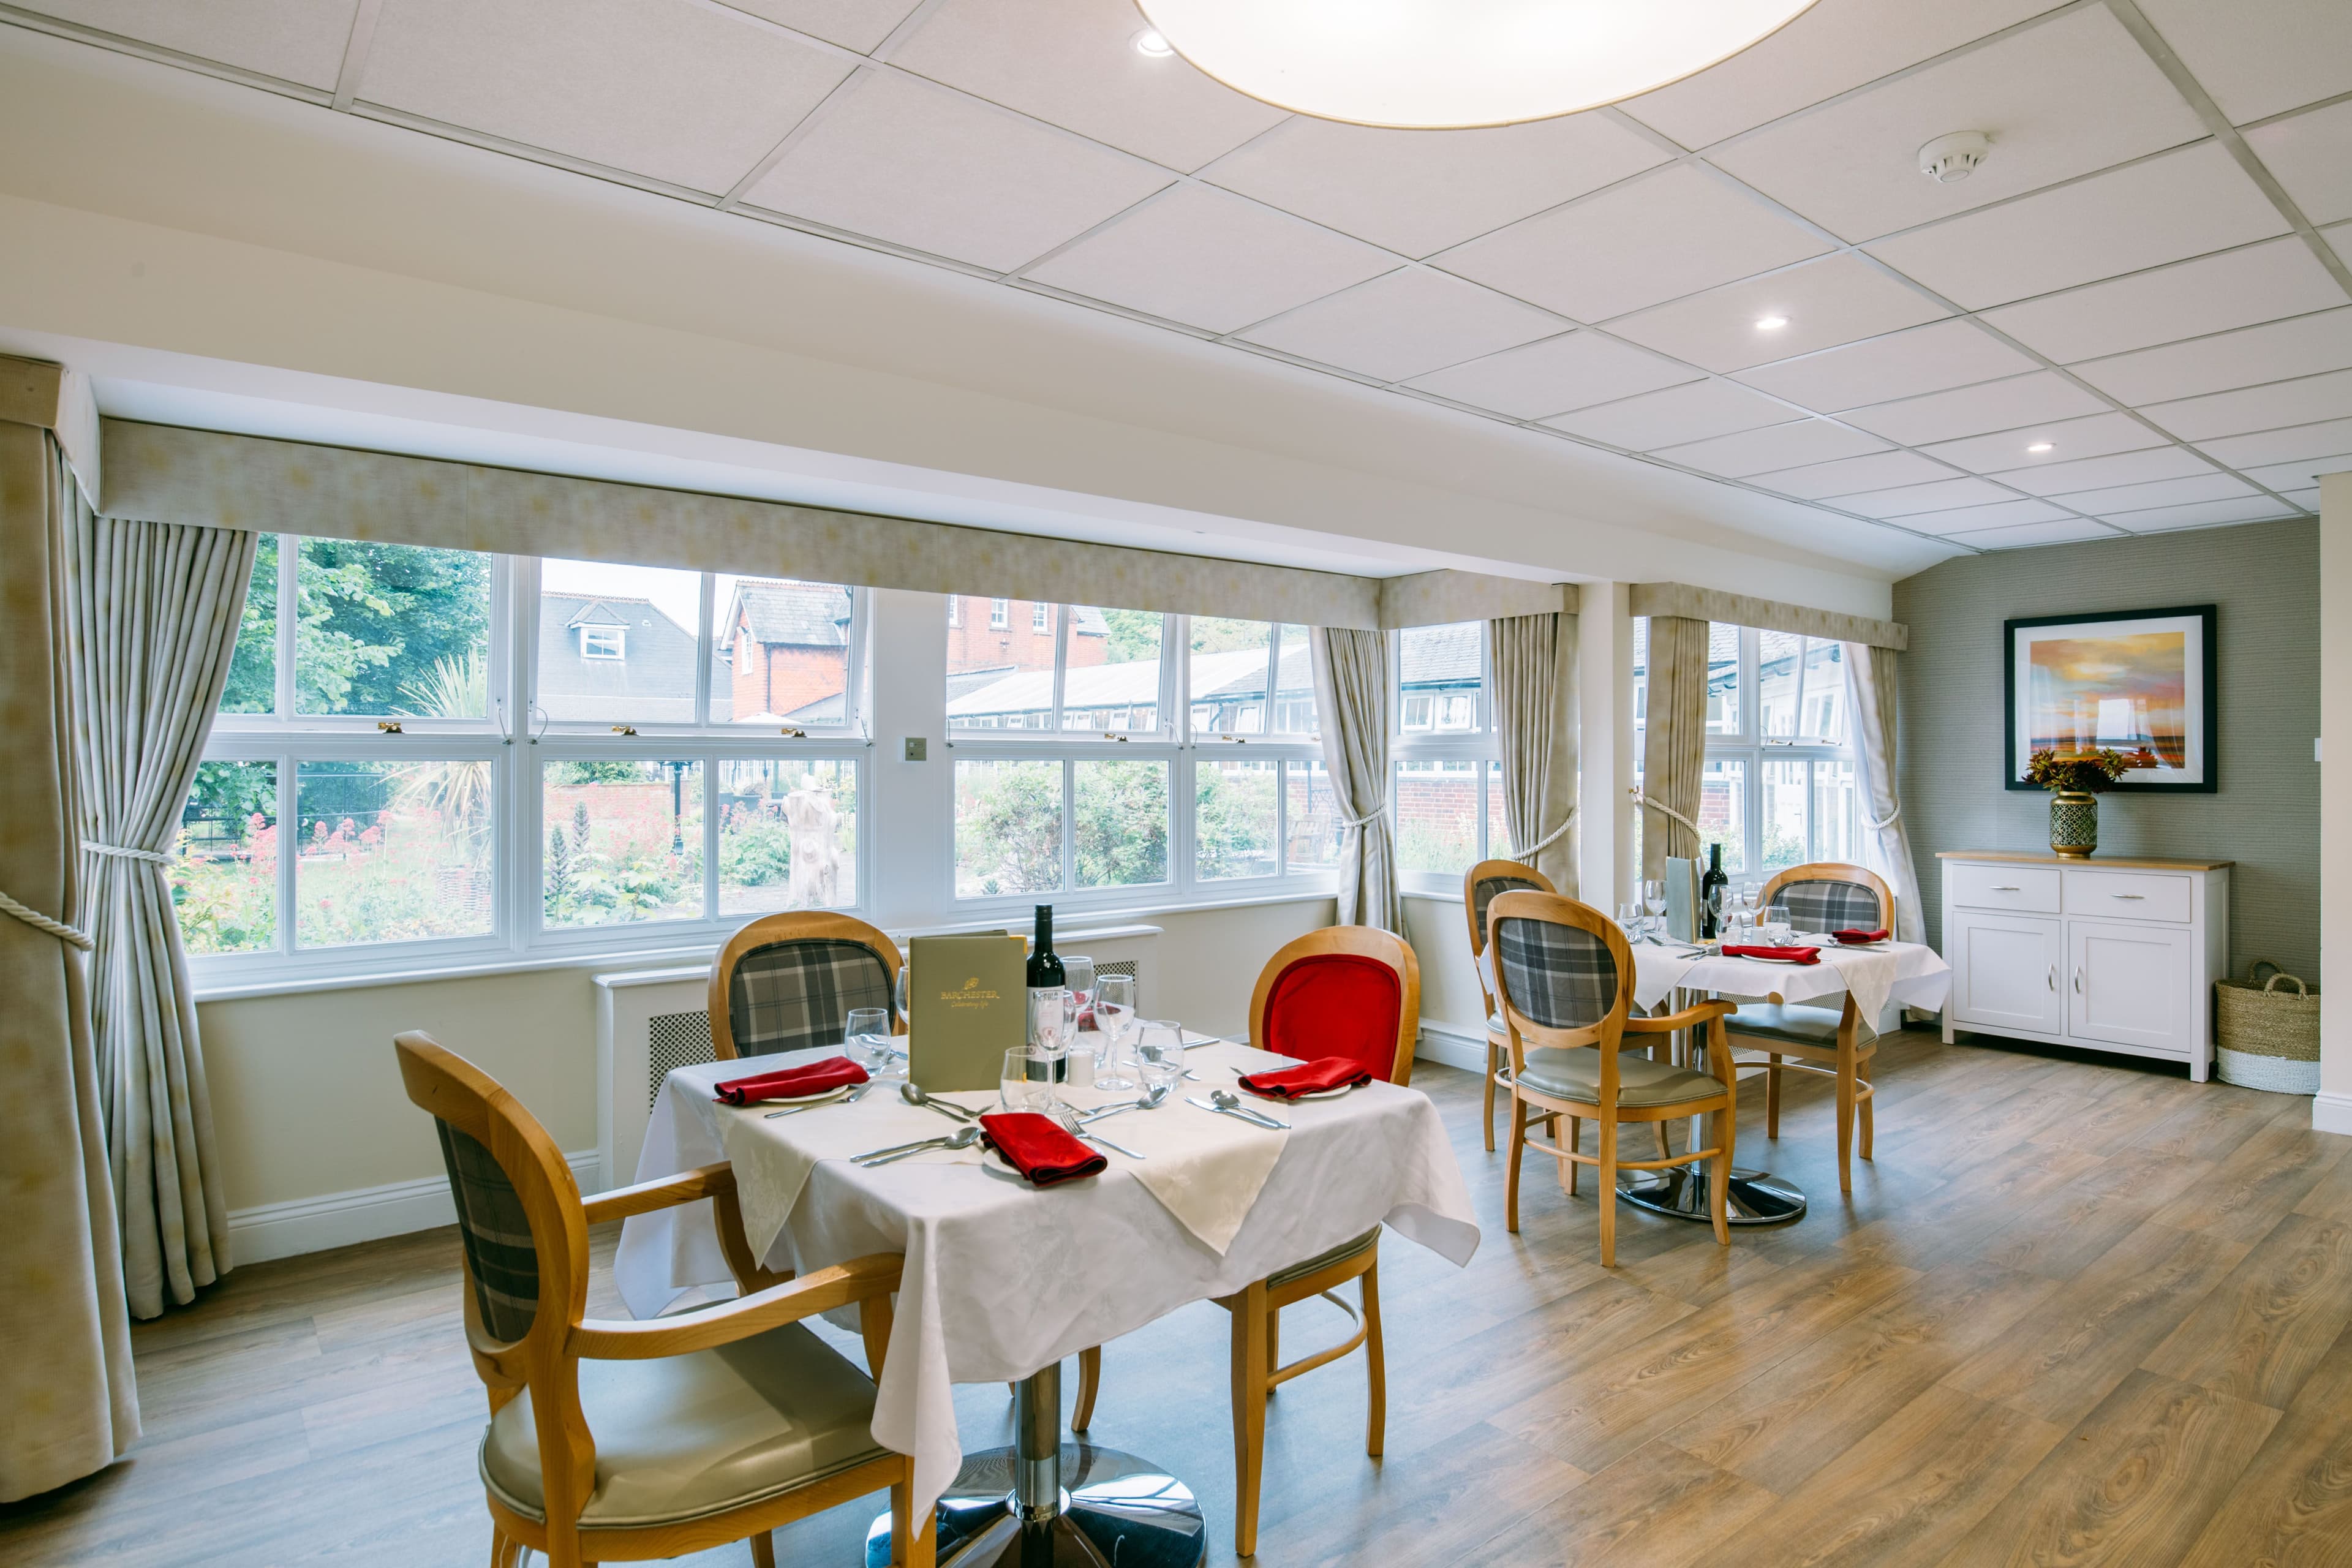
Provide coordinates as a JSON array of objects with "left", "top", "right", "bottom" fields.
[{"left": 2003, "top": 605, "right": 2216, "bottom": 793}]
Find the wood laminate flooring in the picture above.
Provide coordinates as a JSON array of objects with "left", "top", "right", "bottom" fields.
[{"left": 8, "top": 1028, "right": 2352, "bottom": 1566}]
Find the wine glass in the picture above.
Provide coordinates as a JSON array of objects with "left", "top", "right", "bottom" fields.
[
  {"left": 893, "top": 962, "right": 910, "bottom": 1028},
  {"left": 1027, "top": 988, "right": 1070, "bottom": 1106},
  {"left": 1763, "top": 903, "right": 1794, "bottom": 946},
  {"left": 1135, "top": 1020, "right": 1186, "bottom": 1098},
  {"left": 1642, "top": 878, "right": 1667, "bottom": 942},
  {"left": 1063, "top": 955, "right": 1096, "bottom": 1027},
  {"left": 1616, "top": 900, "right": 1642, "bottom": 936},
  {"left": 1094, "top": 973, "right": 1137, "bottom": 1090},
  {"left": 845, "top": 1006, "right": 894, "bottom": 1080}
]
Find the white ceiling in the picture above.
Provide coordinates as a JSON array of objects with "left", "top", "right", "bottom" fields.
[{"left": 4, "top": 0, "right": 2348, "bottom": 556}]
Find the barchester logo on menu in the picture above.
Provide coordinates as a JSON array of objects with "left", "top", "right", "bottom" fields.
[{"left": 938, "top": 975, "right": 1001, "bottom": 1009}]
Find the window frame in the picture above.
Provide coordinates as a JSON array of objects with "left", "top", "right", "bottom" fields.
[
  {"left": 1388, "top": 622, "right": 1501, "bottom": 896},
  {"left": 578, "top": 624, "right": 626, "bottom": 661}
]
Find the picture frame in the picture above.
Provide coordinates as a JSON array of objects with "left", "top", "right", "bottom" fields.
[{"left": 2003, "top": 605, "right": 2217, "bottom": 793}]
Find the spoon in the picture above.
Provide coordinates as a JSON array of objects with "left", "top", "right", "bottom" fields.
[
  {"left": 901, "top": 1080, "right": 978, "bottom": 1123},
  {"left": 856, "top": 1125, "right": 982, "bottom": 1167},
  {"left": 1079, "top": 1084, "right": 1170, "bottom": 1123},
  {"left": 1208, "top": 1090, "right": 1290, "bottom": 1129}
]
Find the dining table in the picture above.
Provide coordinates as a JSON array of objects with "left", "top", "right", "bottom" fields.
[
  {"left": 1616, "top": 933, "right": 1955, "bottom": 1226},
  {"left": 612, "top": 1033, "right": 1480, "bottom": 1568}
]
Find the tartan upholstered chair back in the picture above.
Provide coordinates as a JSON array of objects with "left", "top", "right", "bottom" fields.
[
  {"left": 1461, "top": 859, "right": 1556, "bottom": 1014},
  {"left": 707, "top": 911, "right": 904, "bottom": 1061},
  {"left": 1487, "top": 889, "right": 1634, "bottom": 1057},
  {"left": 1759, "top": 862, "right": 1896, "bottom": 937}
]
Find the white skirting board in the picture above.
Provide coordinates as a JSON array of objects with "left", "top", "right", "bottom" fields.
[
  {"left": 228, "top": 1150, "right": 602, "bottom": 1265},
  {"left": 1414, "top": 1020, "right": 1488, "bottom": 1074},
  {"left": 2315, "top": 1091, "right": 2352, "bottom": 1138}
]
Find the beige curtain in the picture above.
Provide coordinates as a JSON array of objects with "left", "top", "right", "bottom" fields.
[
  {"left": 1843, "top": 643, "right": 1925, "bottom": 943},
  {"left": 1641, "top": 615, "right": 1710, "bottom": 878},
  {"left": 70, "top": 515, "right": 253, "bottom": 1318},
  {"left": 1485, "top": 612, "right": 1579, "bottom": 895},
  {"left": 1311, "top": 627, "right": 1401, "bottom": 935},
  {"left": 0, "top": 426, "right": 141, "bottom": 1502}
]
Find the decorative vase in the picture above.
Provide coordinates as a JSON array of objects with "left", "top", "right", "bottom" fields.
[{"left": 2048, "top": 790, "right": 2098, "bottom": 858}]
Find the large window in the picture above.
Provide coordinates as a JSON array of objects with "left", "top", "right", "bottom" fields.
[
  {"left": 181, "top": 537, "right": 869, "bottom": 979},
  {"left": 1391, "top": 621, "right": 1507, "bottom": 889},
  {"left": 1633, "top": 620, "right": 1858, "bottom": 882}
]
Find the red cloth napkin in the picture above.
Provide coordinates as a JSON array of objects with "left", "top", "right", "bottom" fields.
[
  {"left": 979, "top": 1112, "right": 1106, "bottom": 1187},
  {"left": 1721, "top": 944, "right": 1822, "bottom": 965},
  {"left": 1237, "top": 1055, "right": 1374, "bottom": 1101},
  {"left": 712, "top": 1055, "right": 867, "bottom": 1106},
  {"left": 1833, "top": 929, "right": 1890, "bottom": 944}
]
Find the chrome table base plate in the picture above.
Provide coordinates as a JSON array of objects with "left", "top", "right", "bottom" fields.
[
  {"left": 864, "top": 1444, "right": 1206, "bottom": 1568},
  {"left": 1617, "top": 1166, "right": 1806, "bottom": 1226}
]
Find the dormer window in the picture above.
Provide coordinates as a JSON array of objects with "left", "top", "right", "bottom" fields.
[{"left": 581, "top": 625, "right": 625, "bottom": 660}]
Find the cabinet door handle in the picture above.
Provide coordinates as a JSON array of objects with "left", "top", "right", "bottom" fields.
[
  {"left": 2111, "top": 893, "right": 2144, "bottom": 900},
  {"left": 1991, "top": 884, "right": 2022, "bottom": 891},
  {"left": 2073, "top": 968, "right": 2084, "bottom": 994},
  {"left": 2047, "top": 965, "right": 2056, "bottom": 992}
]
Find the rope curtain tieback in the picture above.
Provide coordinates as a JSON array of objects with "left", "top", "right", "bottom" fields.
[
  {"left": 82, "top": 840, "right": 173, "bottom": 865},
  {"left": 1863, "top": 802, "right": 1901, "bottom": 831},
  {"left": 0, "top": 888, "right": 94, "bottom": 950},
  {"left": 1334, "top": 804, "right": 1389, "bottom": 829},
  {"left": 1506, "top": 804, "right": 1578, "bottom": 859},
  {"left": 1628, "top": 786, "right": 1702, "bottom": 837}
]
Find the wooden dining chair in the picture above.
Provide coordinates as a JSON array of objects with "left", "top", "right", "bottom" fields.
[
  {"left": 1462, "top": 858, "right": 1556, "bottom": 1153},
  {"left": 1488, "top": 891, "right": 1738, "bottom": 1267},
  {"left": 709, "top": 911, "right": 903, "bottom": 1061},
  {"left": 1204, "top": 925, "right": 1420, "bottom": 1558},
  {"left": 393, "top": 1031, "right": 932, "bottom": 1568},
  {"left": 1730, "top": 862, "right": 1896, "bottom": 1194}
]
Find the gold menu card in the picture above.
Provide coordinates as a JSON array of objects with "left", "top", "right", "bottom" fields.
[{"left": 908, "top": 932, "right": 1027, "bottom": 1092}]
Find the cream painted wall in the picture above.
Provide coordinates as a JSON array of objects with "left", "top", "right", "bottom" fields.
[
  {"left": 2319, "top": 472, "right": 2352, "bottom": 1135},
  {"left": 1404, "top": 894, "right": 1493, "bottom": 1066},
  {"left": 196, "top": 897, "right": 1336, "bottom": 1215}
]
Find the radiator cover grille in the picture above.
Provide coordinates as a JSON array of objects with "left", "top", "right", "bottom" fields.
[{"left": 648, "top": 1009, "right": 714, "bottom": 1110}]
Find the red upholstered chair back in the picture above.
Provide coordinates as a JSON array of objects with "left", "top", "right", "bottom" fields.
[{"left": 1248, "top": 927, "right": 1422, "bottom": 1085}]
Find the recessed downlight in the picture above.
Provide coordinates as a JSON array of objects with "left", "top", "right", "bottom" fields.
[
  {"left": 2026, "top": 442, "right": 2055, "bottom": 454},
  {"left": 1133, "top": 27, "right": 1174, "bottom": 56},
  {"left": 1755, "top": 315, "right": 1790, "bottom": 331}
]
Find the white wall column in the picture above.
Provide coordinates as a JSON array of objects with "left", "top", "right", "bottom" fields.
[
  {"left": 2320, "top": 472, "right": 2352, "bottom": 1135},
  {"left": 867, "top": 587, "right": 951, "bottom": 933},
  {"left": 1577, "top": 581, "right": 1635, "bottom": 912}
]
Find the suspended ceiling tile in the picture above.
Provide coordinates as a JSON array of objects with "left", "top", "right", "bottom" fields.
[
  {"left": 1434, "top": 164, "right": 1831, "bottom": 325},
  {"left": 1991, "top": 444, "right": 2220, "bottom": 497},
  {"left": 2242, "top": 454, "right": 2352, "bottom": 492},
  {"left": 1840, "top": 371, "right": 2109, "bottom": 445},
  {"left": 1403, "top": 331, "right": 1701, "bottom": 420},
  {"left": 1022, "top": 182, "right": 1396, "bottom": 333},
  {"left": 742, "top": 72, "right": 1171, "bottom": 272},
  {"left": 1238, "top": 268, "right": 1564, "bottom": 385},
  {"left": 1920, "top": 411, "right": 2166, "bottom": 473},
  {"left": 888, "top": 0, "right": 1284, "bottom": 172},
  {"left": 2132, "top": 0, "right": 2352, "bottom": 124},
  {"left": 1540, "top": 379, "right": 1801, "bottom": 451},
  {"left": 1618, "top": 0, "right": 2059, "bottom": 149},
  {"left": 726, "top": 0, "right": 923, "bottom": 53},
  {"left": 1736, "top": 317, "right": 2035, "bottom": 412},
  {"left": 1863, "top": 143, "right": 2291, "bottom": 310},
  {"left": 2197, "top": 416, "right": 2352, "bottom": 469},
  {"left": 14, "top": 0, "right": 360, "bottom": 87},
  {"left": 1939, "top": 517, "right": 2122, "bottom": 548},
  {"left": 360, "top": 0, "right": 852, "bottom": 194},
  {"left": 1650, "top": 417, "right": 1890, "bottom": 478},
  {"left": 1710, "top": 6, "right": 2206, "bottom": 243},
  {"left": 2242, "top": 97, "right": 2352, "bottom": 227},
  {"left": 1901, "top": 497, "right": 2079, "bottom": 533},
  {"left": 1201, "top": 112, "right": 1669, "bottom": 259},
  {"left": 1976, "top": 237, "right": 2349, "bottom": 364},
  {"left": 1839, "top": 475, "right": 2022, "bottom": 516},
  {"left": 2102, "top": 496, "right": 2301, "bottom": 532},
  {"left": 1751, "top": 449, "right": 1960, "bottom": 499},
  {"left": 2141, "top": 367, "right": 2352, "bottom": 442},
  {"left": 2048, "top": 472, "right": 2257, "bottom": 514},
  {"left": 1603, "top": 252, "right": 1948, "bottom": 374},
  {"left": 2068, "top": 307, "right": 2352, "bottom": 407}
]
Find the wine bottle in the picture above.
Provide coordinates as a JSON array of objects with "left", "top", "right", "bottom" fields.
[
  {"left": 1699, "top": 842, "right": 1728, "bottom": 940},
  {"left": 1027, "top": 903, "right": 1065, "bottom": 1005}
]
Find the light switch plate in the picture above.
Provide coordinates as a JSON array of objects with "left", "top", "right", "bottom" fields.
[{"left": 904, "top": 736, "right": 927, "bottom": 762}]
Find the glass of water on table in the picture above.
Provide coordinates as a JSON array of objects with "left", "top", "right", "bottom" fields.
[
  {"left": 845, "top": 1006, "right": 895, "bottom": 1082},
  {"left": 1093, "top": 973, "right": 1138, "bottom": 1091}
]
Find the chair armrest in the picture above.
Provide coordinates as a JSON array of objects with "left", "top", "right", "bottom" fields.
[
  {"left": 1624, "top": 999, "right": 1737, "bottom": 1034},
  {"left": 569, "top": 1253, "right": 904, "bottom": 1362},
  {"left": 581, "top": 1161, "right": 735, "bottom": 1226}
]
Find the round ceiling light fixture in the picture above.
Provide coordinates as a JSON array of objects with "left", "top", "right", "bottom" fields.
[
  {"left": 1131, "top": 28, "right": 1174, "bottom": 58},
  {"left": 1755, "top": 314, "right": 1790, "bottom": 331},
  {"left": 1134, "top": 0, "right": 1823, "bottom": 129}
]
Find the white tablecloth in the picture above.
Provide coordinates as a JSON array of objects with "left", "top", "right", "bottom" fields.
[
  {"left": 1630, "top": 938, "right": 1952, "bottom": 1020},
  {"left": 613, "top": 1041, "right": 1479, "bottom": 1519}
]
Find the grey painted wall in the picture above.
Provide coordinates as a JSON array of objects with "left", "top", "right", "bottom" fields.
[{"left": 1893, "top": 517, "right": 2320, "bottom": 982}]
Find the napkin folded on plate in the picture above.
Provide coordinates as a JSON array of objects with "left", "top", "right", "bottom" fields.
[
  {"left": 1238, "top": 1055, "right": 1374, "bottom": 1101},
  {"left": 1833, "top": 929, "right": 1890, "bottom": 944},
  {"left": 712, "top": 1055, "right": 867, "bottom": 1106},
  {"left": 979, "top": 1112, "right": 1106, "bottom": 1186},
  {"left": 1721, "top": 944, "right": 1821, "bottom": 965}
]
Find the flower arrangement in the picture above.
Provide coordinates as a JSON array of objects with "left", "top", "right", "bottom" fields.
[{"left": 2022, "top": 747, "right": 2139, "bottom": 794}]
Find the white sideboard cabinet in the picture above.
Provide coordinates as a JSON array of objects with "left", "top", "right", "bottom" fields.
[{"left": 1937, "top": 850, "right": 2231, "bottom": 1082}]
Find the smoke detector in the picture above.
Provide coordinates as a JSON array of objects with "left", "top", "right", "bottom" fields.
[{"left": 1918, "top": 130, "right": 1992, "bottom": 183}]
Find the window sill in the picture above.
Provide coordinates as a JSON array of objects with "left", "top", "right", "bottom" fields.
[{"left": 189, "top": 887, "right": 1339, "bottom": 1003}]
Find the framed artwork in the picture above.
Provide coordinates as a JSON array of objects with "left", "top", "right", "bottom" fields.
[{"left": 2003, "top": 605, "right": 2217, "bottom": 793}]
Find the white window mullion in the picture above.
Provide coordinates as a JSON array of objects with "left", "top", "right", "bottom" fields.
[
  {"left": 274, "top": 537, "right": 297, "bottom": 721},
  {"left": 695, "top": 571, "right": 715, "bottom": 728},
  {"left": 276, "top": 748, "right": 297, "bottom": 956},
  {"left": 1061, "top": 756, "right": 1077, "bottom": 894},
  {"left": 703, "top": 749, "right": 722, "bottom": 921},
  {"left": 1050, "top": 605, "right": 1071, "bottom": 734}
]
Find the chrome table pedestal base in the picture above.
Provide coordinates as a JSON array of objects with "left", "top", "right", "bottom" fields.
[
  {"left": 1617, "top": 1166, "right": 1806, "bottom": 1226},
  {"left": 865, "top": 1361, "right": 1205, "bottom": 1568}
]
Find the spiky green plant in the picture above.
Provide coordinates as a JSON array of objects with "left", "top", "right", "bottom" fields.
[{"left": 391, "top": 650, "right": 493, "bottom": 845}]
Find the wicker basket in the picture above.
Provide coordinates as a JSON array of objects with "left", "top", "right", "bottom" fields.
[{"left": 2215, "top": 959, "right": 2321, "bottom": 1095}]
